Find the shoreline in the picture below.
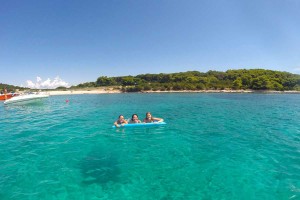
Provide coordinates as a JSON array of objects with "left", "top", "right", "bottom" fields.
[
  {"left": 47, "top": 89, "right": 120, "bottom": 96},
  {"left": 42, "top": 89, "right": 300, "bottom": 96}
]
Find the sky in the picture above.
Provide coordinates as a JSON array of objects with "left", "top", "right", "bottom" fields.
[{"left": 1, "top": 0, "right": 300, "bottom": 88}]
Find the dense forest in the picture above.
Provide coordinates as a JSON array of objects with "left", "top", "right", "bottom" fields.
[
  {"left": 74, "top": 69, "right": 300, "bottom": 92},
  {"left": 3, "top": 69, "right": 299, "bottom": 92}
]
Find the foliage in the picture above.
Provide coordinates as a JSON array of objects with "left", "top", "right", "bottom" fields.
[
  {"left": 76, "top": 82, "right": 96, "bottom": 88},
  {"left": 72, "top": 69, "right": 300, "bottom": 92},
  {"left": 0, "top": 83, "right": 28, "bottom": 92},
  {"left": 55, "top": 86, "right": 68, "bottom": 90},
  {"left": 232, "top": 77, "right": 242, "bottom": 89}
]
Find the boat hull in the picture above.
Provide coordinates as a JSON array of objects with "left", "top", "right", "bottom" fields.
[
  {"left": 4, "top": 94, "right": 49, "bottom": 105},
  {"left": 0, "top": 93, "right": 19, "bottom": 100}
]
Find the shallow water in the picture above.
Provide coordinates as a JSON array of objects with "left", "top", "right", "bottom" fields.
[{"left": 1, "top": 93, "right": 300, "bottom": 199}]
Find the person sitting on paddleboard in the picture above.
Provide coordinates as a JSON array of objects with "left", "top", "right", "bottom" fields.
[
  {"left": 143, "top": 112, "right": 163, "bottom": 123},
  {"left": 129, "top": 114, "right": 141, "bottom": 124},
  {"left": 114, "top": 115, "right": 128, "bottom": 127}
]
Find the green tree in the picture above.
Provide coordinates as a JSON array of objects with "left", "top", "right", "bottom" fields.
[
  {"left": 251, "top": 76, "right": 272, "bottom": 89},
  {"left": 186, "top": 76, "right": 200, "bottom": 83},
  {"left": 73, "top": 69, "right": 300, "bottom": 92},
  {"left": 96, "top": 76, "right": 116, "bottom": 86},
  {"left": 232, "top": 77, "right": 243, "bottom": 89},
  {"left": 143, "top": 84, "right": 151, "bottom": 91},
  {"left": 121, "top": 76, "right": 135, "bottom": 86},
  {"left": 271, "top": 81, "right": 283, "bottom": 91}
]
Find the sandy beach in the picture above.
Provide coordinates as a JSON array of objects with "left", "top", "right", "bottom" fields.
[
  {"left": 42, "top": 88, "right": 300, "bottom": 95},
  {"left": 47, "top": 88, "right": 121, "bottom": 95}
]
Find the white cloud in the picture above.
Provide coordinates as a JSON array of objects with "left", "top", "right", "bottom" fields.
[
  {"left": 26, "top": 76, "right": 70, "bottom": 89},
  {"left": 26, "top": 80, "right": 36, "bottom": 88},
  {"left": 37, "top": 76, "right": 42, "bottom": 82}
]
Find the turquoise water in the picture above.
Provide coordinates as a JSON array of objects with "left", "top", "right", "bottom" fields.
[{"left": 1, "top": 93, "right": 300, "bottom": 199}]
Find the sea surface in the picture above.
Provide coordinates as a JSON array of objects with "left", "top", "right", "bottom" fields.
[{"left": 1, "top": 93, "right": 300, "bottom": 200}]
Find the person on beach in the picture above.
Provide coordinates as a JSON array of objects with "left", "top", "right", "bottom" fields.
[
  {"left": 114, "top": 115, "right": 128, "bottom": 127},
  {"left": 129, "top": 114, "right": 141, "bottom": 124},
  {"left": 143, "top": 112, "right": 164, "bottom": 123}
]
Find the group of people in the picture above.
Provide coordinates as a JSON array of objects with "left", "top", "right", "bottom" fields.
[{"left": 114, "top": 112, "right": 163, "bottom": 127}]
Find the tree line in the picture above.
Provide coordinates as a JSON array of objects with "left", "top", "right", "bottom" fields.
[
  {"left": 74, "top": 69, "right": 300, "bottom": 92},
  {"left": 0, "top": 83, "right": 27, "bottom": 93}
]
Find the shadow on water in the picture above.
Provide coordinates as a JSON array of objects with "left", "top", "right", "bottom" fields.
[{"left": 79, "top": 147, "right": 120, "bottom": 186}]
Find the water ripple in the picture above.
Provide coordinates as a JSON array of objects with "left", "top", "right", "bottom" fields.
[{"left": 1, "top": 94, "right": 300, "bottom": 199}]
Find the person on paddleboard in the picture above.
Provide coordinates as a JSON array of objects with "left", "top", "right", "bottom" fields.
[
  {"left": 114, "top": 115, "right": 128, "bottom": 127},
  {"left": 143, "top": 112, "right": 163, "bottom": 123},
  {"left": 129, "top": 114, "right": 142, "bottom": 124}
]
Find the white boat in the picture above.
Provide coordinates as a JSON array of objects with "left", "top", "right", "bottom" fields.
[{"left": 4, "top": 93, "right": 49, "bottom": 105}]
